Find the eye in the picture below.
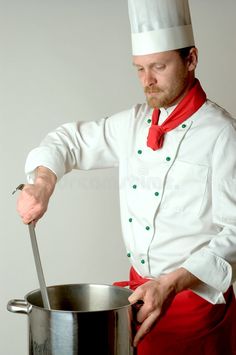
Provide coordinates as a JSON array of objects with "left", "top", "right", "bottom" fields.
[
  {"left": 154, "top": 64, "right": 165, "bottom": 71},
  {"left": 137, "top": 67, "right": 144, "bottom": 72}
]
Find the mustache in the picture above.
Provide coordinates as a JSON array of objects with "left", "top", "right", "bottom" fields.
[{"left": 144, "top": 86, "right": 162, "bottom": 94}]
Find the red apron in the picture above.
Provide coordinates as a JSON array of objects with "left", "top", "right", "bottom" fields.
[{"left": 115, "top": 267, "right": 236, "bottom": 355}]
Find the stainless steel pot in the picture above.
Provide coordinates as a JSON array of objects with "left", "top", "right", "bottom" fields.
[{"left": 7, "top": 283, "right": 136, "bottom": 355}]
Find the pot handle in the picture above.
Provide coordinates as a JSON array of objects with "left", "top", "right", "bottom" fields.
[{"left": 7, "top": 299, "right": 32, "bottom": 315}]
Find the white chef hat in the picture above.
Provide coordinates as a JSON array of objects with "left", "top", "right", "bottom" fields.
[{"left": 128, "top": 0, "right": 195, "bottom": 55}]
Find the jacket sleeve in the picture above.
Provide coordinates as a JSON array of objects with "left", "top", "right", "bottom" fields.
[
  {"left": 181, "top": 122, "right": 236, "bottom": 304},
  {"left": 25, "top": 110, "right": 131, "bottom": 182}
]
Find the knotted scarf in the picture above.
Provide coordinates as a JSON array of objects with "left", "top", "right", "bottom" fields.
[{"left": 147, "top": 79, "right": 207, "bottom": 150}]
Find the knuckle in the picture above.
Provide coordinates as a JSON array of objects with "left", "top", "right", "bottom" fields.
[
  {"left": 22, "top": 216, "right": 30, "bottom": 224},
  {"left": 144, "top": 302, "right": 154, "bottom": 313},
  {"left": 144, "top": 326, "right": 151, "bottom": 335}
]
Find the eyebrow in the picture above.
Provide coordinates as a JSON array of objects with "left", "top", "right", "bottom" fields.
[
  {"left": 132, "top": 61, "right": 165, "bottom": 68},
  {"left": 132, "top": 62, "right": 142, "bottom": 67}
]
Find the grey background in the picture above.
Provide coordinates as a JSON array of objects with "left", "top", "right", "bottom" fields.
[{"left": 1, "top": 0, "right": 236, "bottom": 353}]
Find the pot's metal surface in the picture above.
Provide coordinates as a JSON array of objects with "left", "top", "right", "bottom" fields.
[{"left": 7, "top": 283, "right": 136, "bottom": 355}]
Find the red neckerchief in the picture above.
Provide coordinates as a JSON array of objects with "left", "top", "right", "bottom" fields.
[{"left": 147, "top": 79, "right": 206, "bottom": 150}]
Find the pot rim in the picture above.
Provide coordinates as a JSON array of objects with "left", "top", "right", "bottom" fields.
[{"left": 23, "top": 282, "right": 133, "bottom": 313}]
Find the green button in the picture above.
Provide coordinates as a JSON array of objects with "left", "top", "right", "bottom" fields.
[
  {"left": 166, "top": 156, "right": 171, "bottom": 161},
  {"left": 154, "top": 192, "right": 159, "bottom": 196},
  {"left": 127, "top": 253, "right": 131, "bottom": 258},
  {"left": 182, "top": 124, "right": 187, "bottom": 128},
  {"left": 141, "top": 259, "right": 145, "bottom": 264},
  {"left": 137, "top": 150, "right": 142, "bottom": 155},
  {"left": 129, "top": 218, "right": 133, "bottom": 223},
  {"left": 146, "top": 226, "right": 150, "bottom": 231},
  {"left": 147, "top": 119, "right": 152, "bottom": 124},
  {"left": 132, "top": 184, "right": 137, "bottom": 189}
]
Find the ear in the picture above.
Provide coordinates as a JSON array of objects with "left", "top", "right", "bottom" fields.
[{"left": 187, "top": 47, "right": 198, "bottom": 72}]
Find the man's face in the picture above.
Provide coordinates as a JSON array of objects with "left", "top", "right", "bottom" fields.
[{"left": 133, "top": 50, "right": 193, "bottom": 108}]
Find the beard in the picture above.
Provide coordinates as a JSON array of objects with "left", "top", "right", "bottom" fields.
[{"left": 144, "top": 73, "right": 189, "bottom": 109}]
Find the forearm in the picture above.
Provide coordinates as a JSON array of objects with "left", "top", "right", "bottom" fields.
[
  {"left": 34, "top": 166, "right": 57, "bottom": 197},
  {"left": 25, "top": 119, "right": 122, "bottom": 183}
]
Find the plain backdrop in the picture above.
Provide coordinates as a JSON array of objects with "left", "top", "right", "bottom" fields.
[{"left": 1, "top": 0, "right": 236, "bottom": 353}]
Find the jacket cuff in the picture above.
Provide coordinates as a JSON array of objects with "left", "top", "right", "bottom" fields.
[
  {"left": 181, "top": 247, "right": 232, "bottom": 303},
  {"left": 25, "top": 147, "right": 64, "bottom": 183},
  {"left": 188, "top": 280, "right": 226, "bottom": 304}
]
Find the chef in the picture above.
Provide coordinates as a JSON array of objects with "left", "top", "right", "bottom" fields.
[{"left": 17, "top": 0, "right": 236, "bottom": 354}]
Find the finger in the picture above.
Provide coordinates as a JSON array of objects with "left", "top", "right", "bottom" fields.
[
  {"left": 22, "top": 214, "right": 34, "bottom": 225},
  {"left": 21, "top": 207, "right": 41, "bottom": 224},
  {"left": 136, "top": 299, "right": 160, "bottom": 323},
  {"left": 133, "top": 312, "right": 157, "bottom": 347},
  {"left": 136, "top": 305, "right": 150, "bottom": 323},
  {"left": 23, "top": 214, "right": 39, "bottom": 225},
  {"left": 128, "top": 288, "right": 144, "bottom": 305},
  {"left": 27, "top": 219, "right": 37, "bottom": 227}
]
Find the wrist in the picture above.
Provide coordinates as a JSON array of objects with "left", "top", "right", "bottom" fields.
[
  {"left": 160, "top": 268, "right": 201, "bottom": 294},
  {"left": 34, "top": 166, "right": 57, "bottom": 196},
  {"left": 174, "top": 268, "right": 201, "bottom": 293}
]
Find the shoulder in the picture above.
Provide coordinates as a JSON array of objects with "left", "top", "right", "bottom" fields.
[
  {"left": 107, "top": 103, "right": 150, "bottom": 121},
  {"left": 203, "top": 100, "right": 236, "bottom": 129},
  {"left": 203, "top": 101, "right": 236, "bottom": 152},
  {"left": 192, "top": 99, "right": 236, "bottom": 137}
]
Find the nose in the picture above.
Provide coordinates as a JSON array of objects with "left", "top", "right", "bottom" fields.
[{"left": 144, "top": 70, "right": 157, "bottom": 87}]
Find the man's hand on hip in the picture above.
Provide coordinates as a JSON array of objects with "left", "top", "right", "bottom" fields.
[{"left": 128, "top": 267, "right": 201, "bottom": 346}]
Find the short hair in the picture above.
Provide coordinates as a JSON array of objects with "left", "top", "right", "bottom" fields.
[{"left": 177, "top": 46, "right": 195, "bottom": 60}]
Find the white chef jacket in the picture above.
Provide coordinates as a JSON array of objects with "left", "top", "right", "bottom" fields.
[{"left": 25, "top": 99, "right": 236, "bottom": 304}]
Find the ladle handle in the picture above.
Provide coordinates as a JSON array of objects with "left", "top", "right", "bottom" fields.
[{"left": 28, "top": 223, "right": 51, "bottom": 310}]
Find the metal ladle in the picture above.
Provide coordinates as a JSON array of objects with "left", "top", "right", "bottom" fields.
[
  {"left": 13, "top": 184, "right": 51, "bottom": 310},
  {"left": 28, "top": 222, "right": 51, "bottom": 309}
]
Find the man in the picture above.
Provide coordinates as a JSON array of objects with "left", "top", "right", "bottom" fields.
[{"left": 17, "top": 0, "right": 236, "bottom": 354}]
